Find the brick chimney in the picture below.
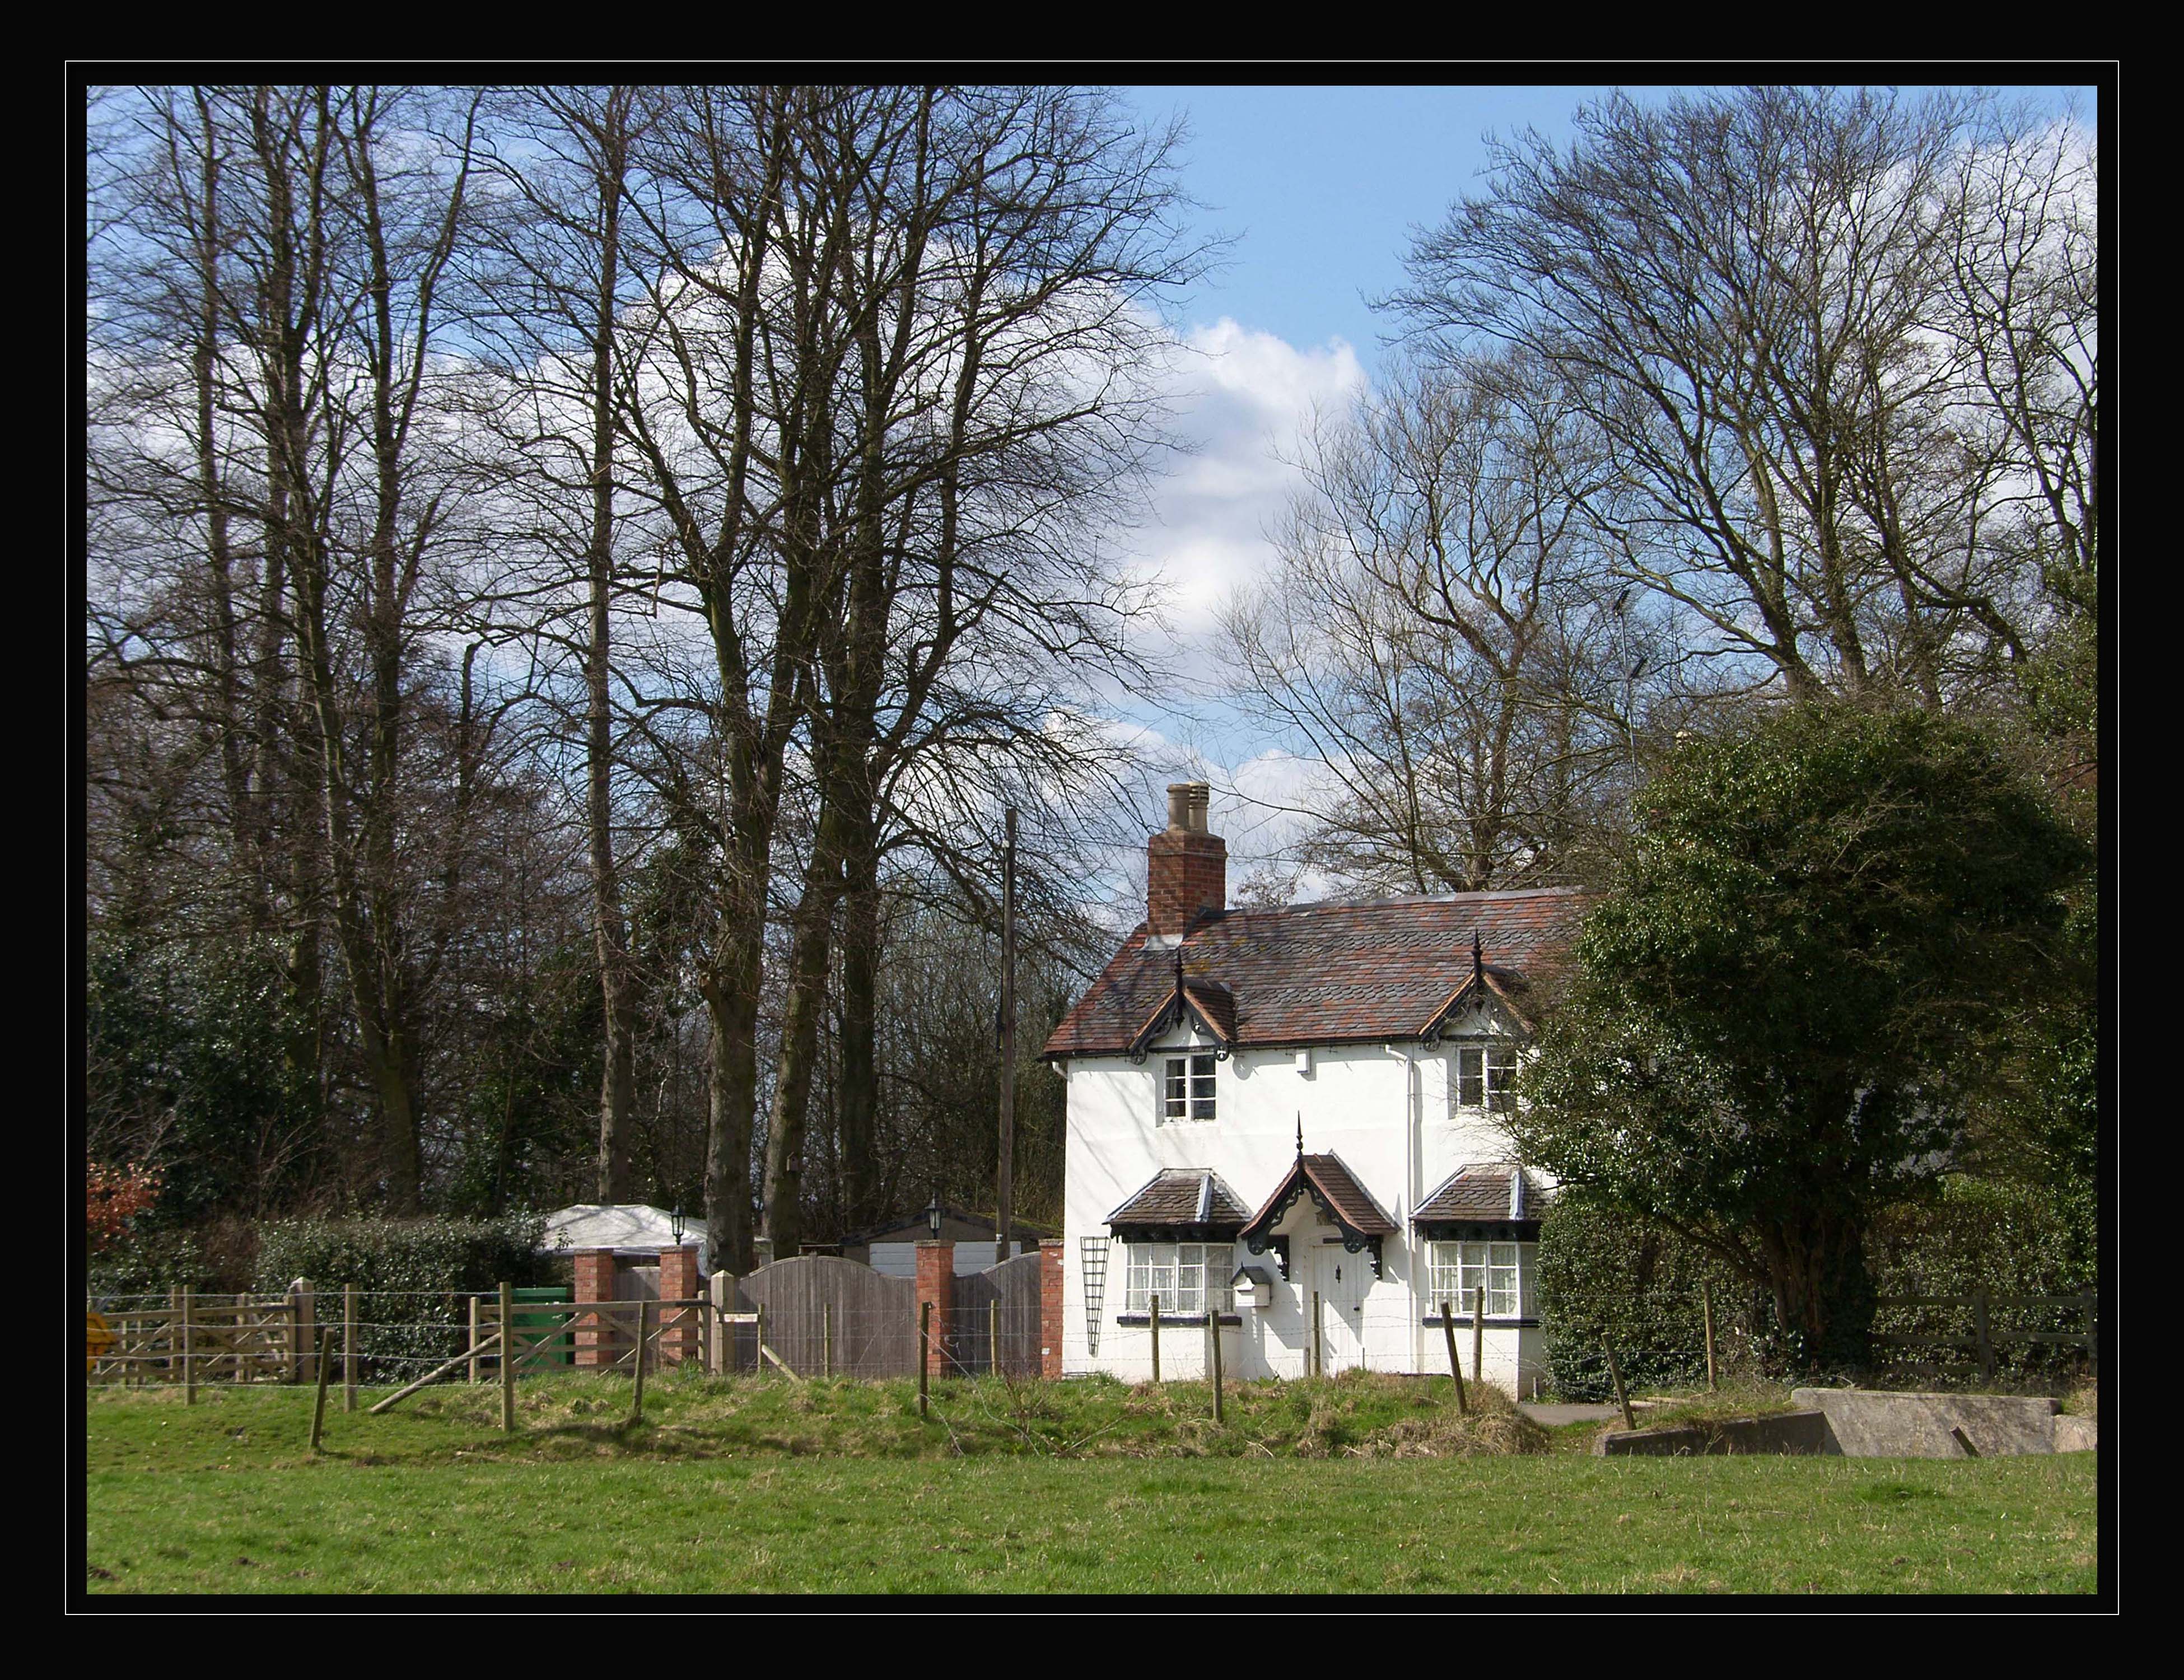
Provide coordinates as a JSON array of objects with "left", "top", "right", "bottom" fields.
[{"left": 1147, "top": 782, "right": 1226, "bottom": 936}]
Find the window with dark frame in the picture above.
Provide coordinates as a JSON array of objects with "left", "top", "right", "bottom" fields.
[
  {"left": 1162, "top": 1053, "right": 1217, "bottom": 1121},
  {"left": 1453, "top": 1043, "right": 1518, "bottom": 1114}
]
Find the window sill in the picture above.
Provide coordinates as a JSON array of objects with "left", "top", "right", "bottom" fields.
[
  {"left": 1115, "top": 1313, "right": 1242, "bottom": 1327},
  {"left": 1420, "top": 1316, "right": 1538, "bottom": 1329}
]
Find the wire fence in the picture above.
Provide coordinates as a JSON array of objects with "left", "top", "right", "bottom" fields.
[{"left": 82, "top": 1292, "right": 1055, "bottom": 1394}]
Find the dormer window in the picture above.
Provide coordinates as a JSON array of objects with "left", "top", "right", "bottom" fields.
[
  {"left": 1163, "top": 1053, "right": 1216, "bottom": 1121},
  {"left": 1453, "top": 1043, "right": 1518, "bottom": 1114}
]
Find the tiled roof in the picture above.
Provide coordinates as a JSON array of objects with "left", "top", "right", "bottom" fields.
[
  {"left": 1414, "top": 1164, "right": 1552, "bottom": 1225},
  {"left": 1105, "top": 1168, "right": 1252, "bottom": 1231},
  {"left": 1242, "top": 1153, "right": 1398, "bottom": 1243},
  {"left": 1043, "top": 888, "right": 1593, "bottom": 1059}
]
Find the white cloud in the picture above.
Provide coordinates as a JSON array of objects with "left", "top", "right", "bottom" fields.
[{"left": 1127, "top": 318, "right": 1368, "bottom": 642}]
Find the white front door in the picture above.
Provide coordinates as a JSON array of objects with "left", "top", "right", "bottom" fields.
[{"left": 1304, "top": 1239, "right": 1366, "bottom": 1375}]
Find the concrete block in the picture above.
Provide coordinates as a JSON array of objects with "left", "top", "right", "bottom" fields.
[
  {"left": 2052, "top": 1413, "right": 2097, "bottom": 1453},
  {"left": 1597, "top": 1410, "right": 1835, "bottom": 1457},
  {"left": 1791, "top": 1388, "right": 2062, "bottom": 1458}
]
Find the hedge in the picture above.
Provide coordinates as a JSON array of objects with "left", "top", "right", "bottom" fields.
[
  {"left": 1535, "top": 1190, "right": 1772, "bottom": 1401},
  {"left": 248, "top": 1215, "right": 554, "bottom": 1387},
  {"left": 1539, "top": 1177, "right": 2096, "bottom": 1397}
]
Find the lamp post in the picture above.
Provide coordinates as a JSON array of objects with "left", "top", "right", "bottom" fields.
[
  {"left": 670, "top": 1205, "right": 685, "bottom": 1245},
  {"left": 926, "top": 1195, "right": 944, "bottom": 1240}
]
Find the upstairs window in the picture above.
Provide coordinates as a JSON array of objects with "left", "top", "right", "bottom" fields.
[
  {"left": 1452, "top": 1043, "right": 1518, "bottom": 1114},
  {"left": 1163, "top": 1053, "right": 1217, "bottom": 1121}
]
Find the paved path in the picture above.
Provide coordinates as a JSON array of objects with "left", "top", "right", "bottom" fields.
[{"left": 1519, "top": 1402, "right": 1622, "bottom": 1426}]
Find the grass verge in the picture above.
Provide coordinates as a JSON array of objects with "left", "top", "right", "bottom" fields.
[{"left": 84, "top": 1378, "right": 2094, "bottom": 1595}]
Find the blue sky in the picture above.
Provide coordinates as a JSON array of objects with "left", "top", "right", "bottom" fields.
[
  {"left": 1118, "top": 82, "right": 2097, "bottom": 376},
  {"left": 1117, "top": 84, "right": 1634, "bottom": 375}
]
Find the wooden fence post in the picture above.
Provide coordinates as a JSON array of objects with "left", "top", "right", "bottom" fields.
[
  {"left": 181, "top": 1287, "right": 195, "bottom": 1405},
  {"left": 918, "top": 1301, "right": 931, "bottom": 1418},
  {"left": 1973, "top": 1286, "right": 1995, "bottom": 1385},
  {"left": 755, "top": 1304, "right": 767, "bottom": 1381},
  {"left": 989, "top": 1299, "right": 1000, "bottom": 1378},
  {"left": 1209, "top": 1300, "right": 1224, "bottom": 1424},
  {"left": 295, "top": 1280, "right": 315, "bottom": 1386},
  {"left": 469, "top": 1295, "right": 482, "bottom": 1385},
  {"left": 499, "top": 1282, "right": 515, "bottom": 1432},
  {"left": 1473, "top": 1284, "right": 1485, "bottom": 1387},
  {"left": 309, "top": 1328, "right": 334, "bottom": 1453},
  {"left": 1702, "top": 1281, "right": 1718, "bottom": 1392},
  {"left": 708, "top": 1272, "right": 732, "bottom": 1376},
  {"left": 1604, "top": 1343, "right": 1635, "bottom": 1432},
  {"left": 1440, "top": 1301, "right": 1468, "bottom": 1416},
  {"left": 823, "top": 1301, "right": 834, "bottom": 1380},
  {"left": 343, "top": 1285, "right": 358, "bottom": 1413},
  {"left": 1149, "top": 1294, "right": 1161, "bottom": 1384},
  {"left": 631, "top": 1298, "right": 648, "bottom": 1424}
]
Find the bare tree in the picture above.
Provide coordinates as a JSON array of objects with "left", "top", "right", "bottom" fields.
[
  {"left": 1220, "top": 351, "right": 1639, "bottom": 894},
  {"left": 1395, "top": 86, "right": 2092, "bottom": 712},
  {"left": 461, "top": 86, "right": 656, "bottom": 1203}
]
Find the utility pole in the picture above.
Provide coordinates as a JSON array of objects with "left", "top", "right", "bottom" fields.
[{"left": 996, "top": 807, "right": 1016, "bottom": 1266}]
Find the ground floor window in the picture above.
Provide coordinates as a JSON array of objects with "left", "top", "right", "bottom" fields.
[
  {"left": 1427, "top": 1240, "right": 1535, "bottom": 1319},
  {"left": 1123, "top": 1242, "right": 1232, "bottom": 1314}
]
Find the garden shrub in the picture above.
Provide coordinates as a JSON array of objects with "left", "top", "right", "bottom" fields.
[
  {"left": 1536, "top": 1189, "right": 1772, "bottom": 1401},
  {"left": 1865, "top": 1177, "right": 2097, "bottom": 1385},
  {"left": 1541, "top": 1176, "right": 2099, "bottom": 1397},
  {"left": 249, "top": 1215, "right": 553, "bottom": 1384}
]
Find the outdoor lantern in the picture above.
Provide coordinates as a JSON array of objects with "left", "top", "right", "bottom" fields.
[
  {"left": 671, "top": 1204, "right": 685, "bottom": 1244},
  {"left": 926, "top": 1194, "right": 944, "bottom": 1238}
]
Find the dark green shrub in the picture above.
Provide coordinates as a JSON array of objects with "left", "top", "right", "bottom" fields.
[
  {"left": 1866, "top": 1177, "right": 2096, "bottom": 1385},
  {"left": 1541, "top": 1175, "right": 2098, "bottom": 1397},
  {"left": 1536, "top": 1190, "right": 1771, "bottom": 1400},
  {"left": 250, "top": 1215, "right": 553, "bottom": 1384}
]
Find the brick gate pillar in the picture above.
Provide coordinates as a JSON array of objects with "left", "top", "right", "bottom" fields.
[
  {"left": 914, "top": 1240, "right": 954, "bottom": 1380},
  {"left": 573, "top": 1248, "right": 617, "bottom": 1369},
  {"left": 1040, "top": 1239, "right": 1065, "bottom": 1378},
  {"left": 657, "top": 1245, "right": 700, "bottom": 1366}
]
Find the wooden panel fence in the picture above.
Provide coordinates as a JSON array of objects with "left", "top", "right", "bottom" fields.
[
  {"left": 727, "top": 1256, "right": 917, "bottom": 1378},
  {"left": 951, "top": 1252, "right": 1044, "bottom": 1378}
]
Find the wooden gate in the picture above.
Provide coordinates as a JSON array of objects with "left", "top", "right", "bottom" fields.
[
  {"left": 731, "top": 1256, "right": 917, "bottom": 1378},
  {"left": 951, "top": 1252, "right": 1043, "bottom": 1378},
  {"left": 86, "top": 1294, "right": 302, "bottom": 1385}
]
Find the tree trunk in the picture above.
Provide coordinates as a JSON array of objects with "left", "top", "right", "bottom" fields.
[
  {"left": 1761, "top": 1210, "right": 1875, "bottom": 1371},
  {"left": 835, "top": 834, "right": 881, "bottom": 1234},
  {"left": 759, "top": 852, "right": 839, "bottom": 1259},
  {"left": 701, "top": 963, "right": 758, "bottom": 1277},
  {"left": 585, "top": 90, "right": 638, "bottom": 1207}
]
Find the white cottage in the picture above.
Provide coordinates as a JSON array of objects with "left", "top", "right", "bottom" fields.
[{"left": 1042, "top": 783, "right": 1592, "bottom": 1396}]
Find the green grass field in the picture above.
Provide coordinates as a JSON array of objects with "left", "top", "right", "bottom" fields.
[{"left": 83, "top": 1374, "right": 2097, "bottom": 1595}]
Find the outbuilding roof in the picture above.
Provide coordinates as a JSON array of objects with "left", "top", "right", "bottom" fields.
[{"left": 1042, "top": 887, "right": 1591, "bottom": 1059}]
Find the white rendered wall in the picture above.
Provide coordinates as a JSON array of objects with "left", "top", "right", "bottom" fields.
[{"left": 1057, "top": 1008, "right": 1550, "bottom": 1390}]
